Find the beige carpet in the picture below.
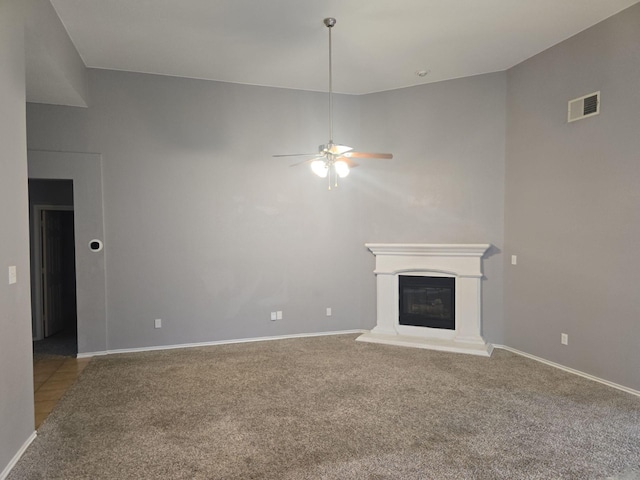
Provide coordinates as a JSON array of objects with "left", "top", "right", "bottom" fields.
[{"left": 9, "top": 334, "right": 640, "bottom": 479}]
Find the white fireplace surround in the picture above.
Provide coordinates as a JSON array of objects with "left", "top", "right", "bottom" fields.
[{"left": 357, "top": 243, "right": 493, "bottom": 356}]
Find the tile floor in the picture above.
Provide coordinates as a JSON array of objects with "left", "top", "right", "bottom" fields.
[{"left": 33, "top": 356, "right": 91, "bottom": 428}]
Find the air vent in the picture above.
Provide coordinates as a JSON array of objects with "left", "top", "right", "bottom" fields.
[{"left": 568, "top": 91, "right": 600, "bottom": 123}]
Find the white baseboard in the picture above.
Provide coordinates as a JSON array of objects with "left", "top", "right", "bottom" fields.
[
  {"left": 0, "top": 431, "right": 36, "bottom": 480},
  {"left": 80, "top": 336, "right": 639, "bottom": 397},
  {"left": 77, "top": 329, "right": 366, "bottom": 358},
  {"left": 494, "top": 345, "right": 640, "bottom": 398},
  {"left": 77, "top": 351, "right": 107, "bottom": 358}
]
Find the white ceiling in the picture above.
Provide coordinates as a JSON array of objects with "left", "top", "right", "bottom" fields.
[{"left": 50, "top": 0, "right": 638, "bottom": 95}]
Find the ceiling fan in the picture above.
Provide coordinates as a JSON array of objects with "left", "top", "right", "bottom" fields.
[{"left": 273, "top": 17, "right": 393, "bottom": 190}]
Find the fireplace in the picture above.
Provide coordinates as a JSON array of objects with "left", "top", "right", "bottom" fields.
[
  {"left": 356, "top": 243, "right": 493, "bottom": 356},
  {"left": 399, "top": 275, "right": 455, "bottom": 330}
]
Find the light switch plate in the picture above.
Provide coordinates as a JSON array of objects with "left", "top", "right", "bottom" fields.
[
  {"left": 276, "top": 311, "right": 283, "bottom": 320},
  {"left": 154, "top": 318, "right": 162, "bottom": 329},
  {"left": 511, "top": 255, "right": 517, "bottom": 265},
  {"left": 326, "top": 308, "right": 332, "bottom": 316},
  {"left": 8, "top": 266, "right": 16, "bottom": 284}
]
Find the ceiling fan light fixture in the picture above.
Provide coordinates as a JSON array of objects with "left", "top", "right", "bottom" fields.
[
  {"left": 311, "top": 160, "right": 329, "bottom": 178},
  {"left": 334, "top": 160, "right": 350, "bottom": 178},
  {"left": 272, "top": 17, "right": 392, "bottom": 189}
]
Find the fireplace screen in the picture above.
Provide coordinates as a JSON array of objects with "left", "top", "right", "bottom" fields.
[{"left": 399, "top": 275, "right": 455, "bottom": 330}]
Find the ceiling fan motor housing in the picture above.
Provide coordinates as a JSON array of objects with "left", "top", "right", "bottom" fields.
[{"left": 324, "top": 18, "right": 336, "bottom": 28}]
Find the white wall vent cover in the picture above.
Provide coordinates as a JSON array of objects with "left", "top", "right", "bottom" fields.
[{"left": 568, "top": 91, "right": 600, "bottom": 123}]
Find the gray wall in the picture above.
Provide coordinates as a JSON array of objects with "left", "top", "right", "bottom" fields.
[
  {"left": 0, "top": 0, "right": 35, "bottom": 474},
  {"left": 504, "top": 3, "right": 640, "bottom": 390},
  {"left": 26, "top": 68, "right": 506, "bottom": 352},
  {"left": 24, "top": 0, "right": 88, "bottom": 106}
]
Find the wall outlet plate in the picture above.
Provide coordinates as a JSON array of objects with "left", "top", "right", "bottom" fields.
[
  {"left": 561, "top": 333, "right": 568, "bottom": 345},
  {"left": 270, "top": 312, "right": 277, "bottom": 321},
  {"left": 326, "top": 307, "right": 332, "bottom": 316},
  {"left": 8, "top": 266, "right": 17, "bottom": 284},
  {"left": 154, "top": 318, "right": 162, "bottom": 329},
  {"left": 276, "top": 311, "right": 283, "bottom": 320}
]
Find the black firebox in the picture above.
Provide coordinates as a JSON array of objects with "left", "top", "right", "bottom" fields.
[{"left": 399, "top": 275, "right": 455, "bottom": 330}]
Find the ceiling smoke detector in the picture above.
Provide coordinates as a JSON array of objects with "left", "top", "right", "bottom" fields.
[{"left": 416, "top": 70, "right": 430, "bottom": 77}]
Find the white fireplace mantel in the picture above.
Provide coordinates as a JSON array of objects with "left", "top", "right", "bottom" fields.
[{"left": 357, "top": 243, "right": 493, "bottom": 357}]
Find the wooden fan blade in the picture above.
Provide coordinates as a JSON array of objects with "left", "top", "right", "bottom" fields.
[
  {"left": 273, "top": 153, "right": 319, "bottom": 158},
  {"left": 290, "top": 157, "right": 322, "bottom": 167},
  {"left": 343, "top": 151, "right": 393, "bottom": 159}
]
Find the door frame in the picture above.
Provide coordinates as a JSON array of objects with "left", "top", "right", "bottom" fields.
[{"left": 31, "top": 204, "right": 74, "bottom": 341}]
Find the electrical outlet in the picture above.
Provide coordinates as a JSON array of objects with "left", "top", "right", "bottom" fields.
[
  {"left": 154, "top": 318, "right": 162, "bottom": 329},
  {"left": 511, "top": 255, "right": 517, "bottom": 265},
  {"left": 561, "top": 333, "right": 568, "bottom": 345},
  {"left": 8, "top": 266, "right": 17, "bottom": 284},
  {"left": 326, "top": 307, "right": 332, "bottom": 316},
  {"left": 276, "top": 311, "right": 283, "bottom": 320},
  {"left": 270, "top": 312, "right": 277, "bottom": 321}
]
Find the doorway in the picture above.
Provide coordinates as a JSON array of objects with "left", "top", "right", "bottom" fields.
[
  {"left": 28, "top": 150, "right": 108, "bottom": 356},
  {"left": 29, "top": 179, "right": 78, "bottom": 359}
]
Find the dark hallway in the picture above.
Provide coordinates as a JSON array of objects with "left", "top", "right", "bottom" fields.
[{"left": 28, "top": 179, "right": 78, "bottom": 361}]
